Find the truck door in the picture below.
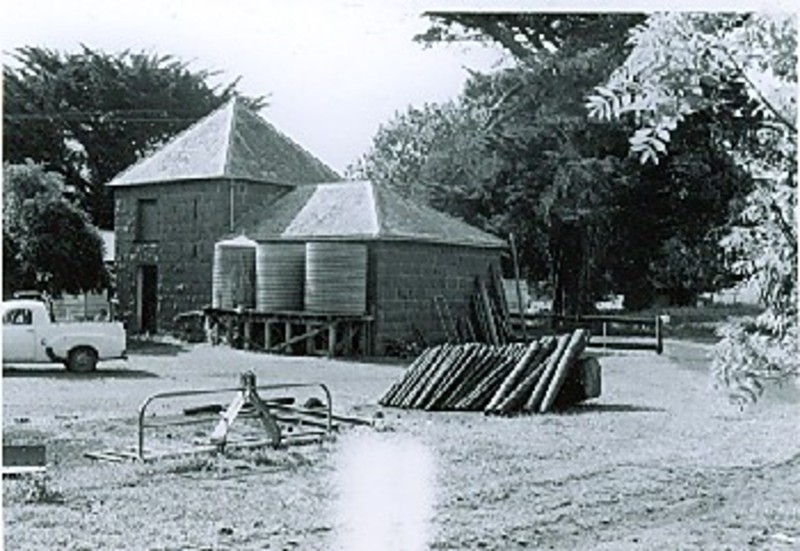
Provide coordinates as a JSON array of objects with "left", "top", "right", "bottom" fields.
[{"left": 2, "top": 307, "right": 37, "bottom": 362}]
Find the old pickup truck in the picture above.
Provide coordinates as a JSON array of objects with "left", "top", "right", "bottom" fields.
[{"left": 2, "top": 299, "right": 126, "bottom": 372}]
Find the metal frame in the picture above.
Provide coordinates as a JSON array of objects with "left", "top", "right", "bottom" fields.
[{"left": 137, "top": 377, "right": 332, "bottom": 461}]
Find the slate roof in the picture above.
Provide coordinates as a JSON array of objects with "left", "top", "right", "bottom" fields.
[
  {"left": 108, "top": 98, "right": 339, "bottom": 186},
  {"left": 240, "top": 180, "right": 506, "bottom": 249}
]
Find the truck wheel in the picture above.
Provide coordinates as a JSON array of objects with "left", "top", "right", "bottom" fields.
[{"left": 67, "top": 347, "right": 98, "bottom": 373}]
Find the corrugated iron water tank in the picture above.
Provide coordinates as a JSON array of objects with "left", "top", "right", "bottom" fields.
[
  {"left": 212, "top": 235, "right": 257, "bottom": 309},
  {"left": 256, "top": 242, "right": 305, "bottom": 311},
  {"left": 305, "top": 242, "right": 368, "bottom": 314}
]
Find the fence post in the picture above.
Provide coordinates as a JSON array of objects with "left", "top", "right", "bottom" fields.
[{"left": 655, "top": 315, "right": 663, "bottom": 355}]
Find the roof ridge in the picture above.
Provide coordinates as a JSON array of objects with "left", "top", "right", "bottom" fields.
[
  {"left": 107, "top": 102, "right": 227, "bottom": 186},
  {"left": 374, "top": 182, "right": 507, "bottom": 247},
  {"left": 365, "top": 180, "right": 381, "bottom": 237},
  {"left": 221, "top": 97, "right": 238, "bottom": 177},
  {"left": 108, "top": 98, "right": 339, "bottom": 187},
  {"left": 240, "top": 109, "right": 341, "bottom": 181}
]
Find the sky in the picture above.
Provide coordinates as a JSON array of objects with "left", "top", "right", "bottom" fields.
[{"left": 0, "top": 0, "right": 510, "bottom": 174}]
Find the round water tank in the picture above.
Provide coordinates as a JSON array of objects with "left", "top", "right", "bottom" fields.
[
  {"left": 212, "top": 236, "right": 256, "bottom": 310},
  {"left": 256, "top": 242, "right": 305, "bottom": 311},
  {"left": 305, "top": 242, "right": 367, "bottom": 315}
]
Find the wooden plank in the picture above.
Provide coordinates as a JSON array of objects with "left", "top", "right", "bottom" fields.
[
  {"left": 2, "top": 466, "right": 47, "bottom": 476},
  {"left": 268, "top": 325, "right": 328, "bottom": 353},
  {"left": 426, "top": 344, "right": 483, "bottom": 410},
  {"left": 476, "top": 278, "right": 499, "bottom": 345},
  {"left": 539, "top": 329, "right": 588, "bottom": 413},
  {"left": 83, "top": 451, "right": 130, "bottom": 463},
  {"left": 509, "top": 233, "right": 528, "bottom": 342},
  {"left": 3, "top": 444, "right": 46, "bottom": 467},
  {"left": 267, "top": 402, "right": 371, "bottom": 427},
  {"left": 380, "top": 345, "right": 442, "bottom": 406},
  {"left": 490, "top": 263, "right": 512, "bottom": 343},
  {"left": 411, "top": 345, "right": 471, "bottom": 409},
  {"left": 209, "top": 393, "right": 245, "bottom": 444},
  {"left": 434, "top": 295, "right": 455, "bottom": 343},
  {"left": 438, "top": 346, "right": 494, "bottom": 409},
  {"left": 462, "top": 316, "right": 476, "bottom": 342},
  {"left": 485, "top": 339, "right": 542, "bottom": 412},
  {"left": 455, "top": 352, "right": 515, "bottom": 410},
  {"left": 398, "top": 345, "right": 454, "bottom": 408},
  {"left": 496, "top": 337, "right": 556, "bottom": 414},
  {"left": 524, "top": 333, "right": 571, "bottom": 412}
]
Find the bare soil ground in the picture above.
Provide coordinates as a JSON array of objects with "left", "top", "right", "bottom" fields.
[{"left": 3, "top": 340, "right": 799, "bottom": 550}]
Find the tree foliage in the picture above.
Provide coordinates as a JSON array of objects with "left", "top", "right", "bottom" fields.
[
  {"left": 416, "top": 13, "right": 645, "bottom": 60},
  {"left": 586, "top": 13, "right": 796, "bottom": 165},
  {"left": 3, "top": 46, "right": 265, "bottom": 228},
  {"left": 355, "top": 16, "right": 642, "bottom": 289},
  {"left": 347, "top": 101, "right": 491, "bottom": 208},
  {"left": 587, "top": 12, "right": 798, "bottom": 402},
  {"left": 3, "top": 161, "right": 109, "bottom": 298},
  {"left": 357, "top": 13, "right": 750, "bottom": 313}
]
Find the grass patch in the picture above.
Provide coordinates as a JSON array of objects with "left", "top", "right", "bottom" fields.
[
  {"left": 630, "top": 303, "right": 765, "bottom": 343},
  {"left": 4, "top": 474, "right": 65, "bottom": 506}
]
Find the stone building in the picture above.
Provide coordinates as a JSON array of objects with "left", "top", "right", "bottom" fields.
[
  {"left": 109, "top": 98, "right": 338, "bottom": 333},
  {"left": 237, "top": 180, "right": 506, "bottom": 352},
  {"left": 109, "top": 99, "right": 506, "bottom": 351}
]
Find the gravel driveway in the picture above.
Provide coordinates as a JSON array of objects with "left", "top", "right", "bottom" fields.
[{"left": 3, "top": 340, "right": 799, "bottom": 550}]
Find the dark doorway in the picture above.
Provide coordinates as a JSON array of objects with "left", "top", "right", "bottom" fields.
[{"left": 136, "top": 265, "right": 158, "bottom": 334}]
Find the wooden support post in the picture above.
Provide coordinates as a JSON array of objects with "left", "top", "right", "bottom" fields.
[
  {"left": 285, "top": 322, "right": 293, "bottom": 354},
  {"left": 364, "top": 320, "right": 373, "bottom": 356},
  {"left": 346, "top": 323, "right": 355, "bottom": 356},
  {"left": 265, "top": 321, "right": 273, "bottom": 349},
  {"left": 305, "top": 323, "right": 315, "bottom": 355},
  {"left": 243, "top": 320, "right": 252, "bottom": 350},
  {"left": 655, "top": 315, "right": 663, "bottom": 355},
  {"left": 354, "top": 321, "right": 364, "bottom": 356},
  {"left": 327, "top": 322, "right": 337, "bottom": 358},
  {"left": 509, "top": 233, "right": 527, "bottom": 343}
]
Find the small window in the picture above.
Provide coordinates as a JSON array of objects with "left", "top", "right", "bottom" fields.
[
  {"left": 136, "top": 199, "right": 159, "bottom": 242},
  {"left": 3, "top": 308, "right": 32, "bottom": 325}
]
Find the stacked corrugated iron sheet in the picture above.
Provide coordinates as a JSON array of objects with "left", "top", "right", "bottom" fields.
[{"left": 379, "top": 329, "right": 600, "bottom": 414}]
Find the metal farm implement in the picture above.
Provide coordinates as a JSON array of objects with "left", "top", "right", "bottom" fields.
[{"left": 87, "top": 371, "right": 371, "bottom": 462}]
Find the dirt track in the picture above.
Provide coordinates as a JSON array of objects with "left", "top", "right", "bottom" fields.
[{"left": 3, "top": 341, "right": 799, "bottom": 550}]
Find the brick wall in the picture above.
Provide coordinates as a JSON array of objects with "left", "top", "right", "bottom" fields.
[
  {"left": 114, "top": 179, "right": 289, "bottom": 332},
  {"left": 369, "top": 241, "right": 502, "bottom": 353}
]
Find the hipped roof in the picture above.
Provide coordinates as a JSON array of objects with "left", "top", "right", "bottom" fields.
[
  {"left": 108, "top": 98, "right": 339, "bottom": 186},
  {"left": 240, "top": 180, "right": 506, "bottom": 249}
]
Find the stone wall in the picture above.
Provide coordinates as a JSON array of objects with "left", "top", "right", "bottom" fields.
[
  {"left": 369, "top": 241, "right": 502, "bottom": 353},
  {"left": 114, "top": 179, "right": 289, "bottom": 333}
]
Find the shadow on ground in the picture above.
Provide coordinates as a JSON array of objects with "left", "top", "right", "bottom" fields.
[
  {"left": 2, "top": 367, "right": 159, "bottom": 379},
  {"left": 559, "top": 403, "right": 666, "bottom": 414},
  {"left": 126, "top": 339, "right": 188, "bottom": 357}
]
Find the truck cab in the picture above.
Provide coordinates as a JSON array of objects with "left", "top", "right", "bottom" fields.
[{"left": 2, "top": 299, "right": 127, "bottom": 372}]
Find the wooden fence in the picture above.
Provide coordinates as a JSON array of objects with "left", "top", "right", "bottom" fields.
[{"left": 512, "top": 313, "right": 664, "bottom": 354}]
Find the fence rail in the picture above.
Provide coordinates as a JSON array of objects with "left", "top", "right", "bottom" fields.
[{"left": 511, "top": 313, "right": 663, "bottom": 354}]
